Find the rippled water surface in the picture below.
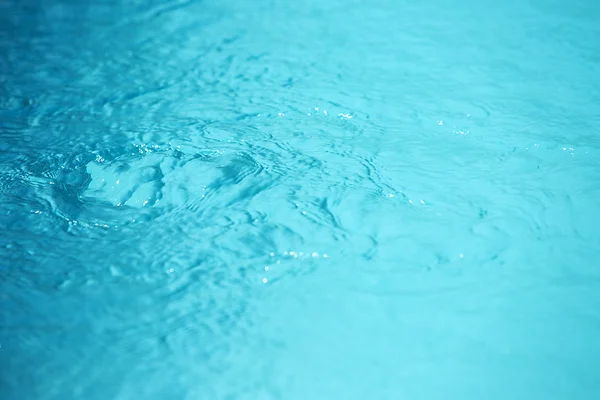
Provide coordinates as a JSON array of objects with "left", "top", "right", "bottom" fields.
[{"left": 2, "top": 0, "right": 600, "bottom": 398}]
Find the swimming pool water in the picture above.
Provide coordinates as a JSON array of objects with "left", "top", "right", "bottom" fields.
[{"left": 1, "top": 0, "right": 600, "bottom": 398}]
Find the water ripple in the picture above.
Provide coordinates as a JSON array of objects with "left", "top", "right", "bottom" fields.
[{"left": 2, "top": 0, "right": 600, "bottom": 398}]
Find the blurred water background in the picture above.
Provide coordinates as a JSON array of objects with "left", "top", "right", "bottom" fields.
[{"left": 1, "top": 0, "right": 600, "bottom": 399}]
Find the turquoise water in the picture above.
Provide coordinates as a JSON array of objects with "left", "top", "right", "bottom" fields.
[{"left": 1, "top": 0, "right": 600, "bottom": 398}]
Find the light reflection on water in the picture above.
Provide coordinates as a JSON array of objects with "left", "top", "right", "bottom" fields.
[{"left": 1, "top": 0, "right": 600, "bottom": 398}]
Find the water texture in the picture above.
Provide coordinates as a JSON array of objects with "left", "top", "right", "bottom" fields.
[{"left": 1, "top": 0, "right": 600, "bottom": 399}]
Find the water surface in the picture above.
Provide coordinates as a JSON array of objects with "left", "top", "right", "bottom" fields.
[{"left": 1, "top": 0, "right": 600, "bottom": 399}]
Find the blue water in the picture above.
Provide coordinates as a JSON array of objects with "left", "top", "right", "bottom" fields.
[{"left": 1, "top": 0, "right": 600, "bottom": 398}]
